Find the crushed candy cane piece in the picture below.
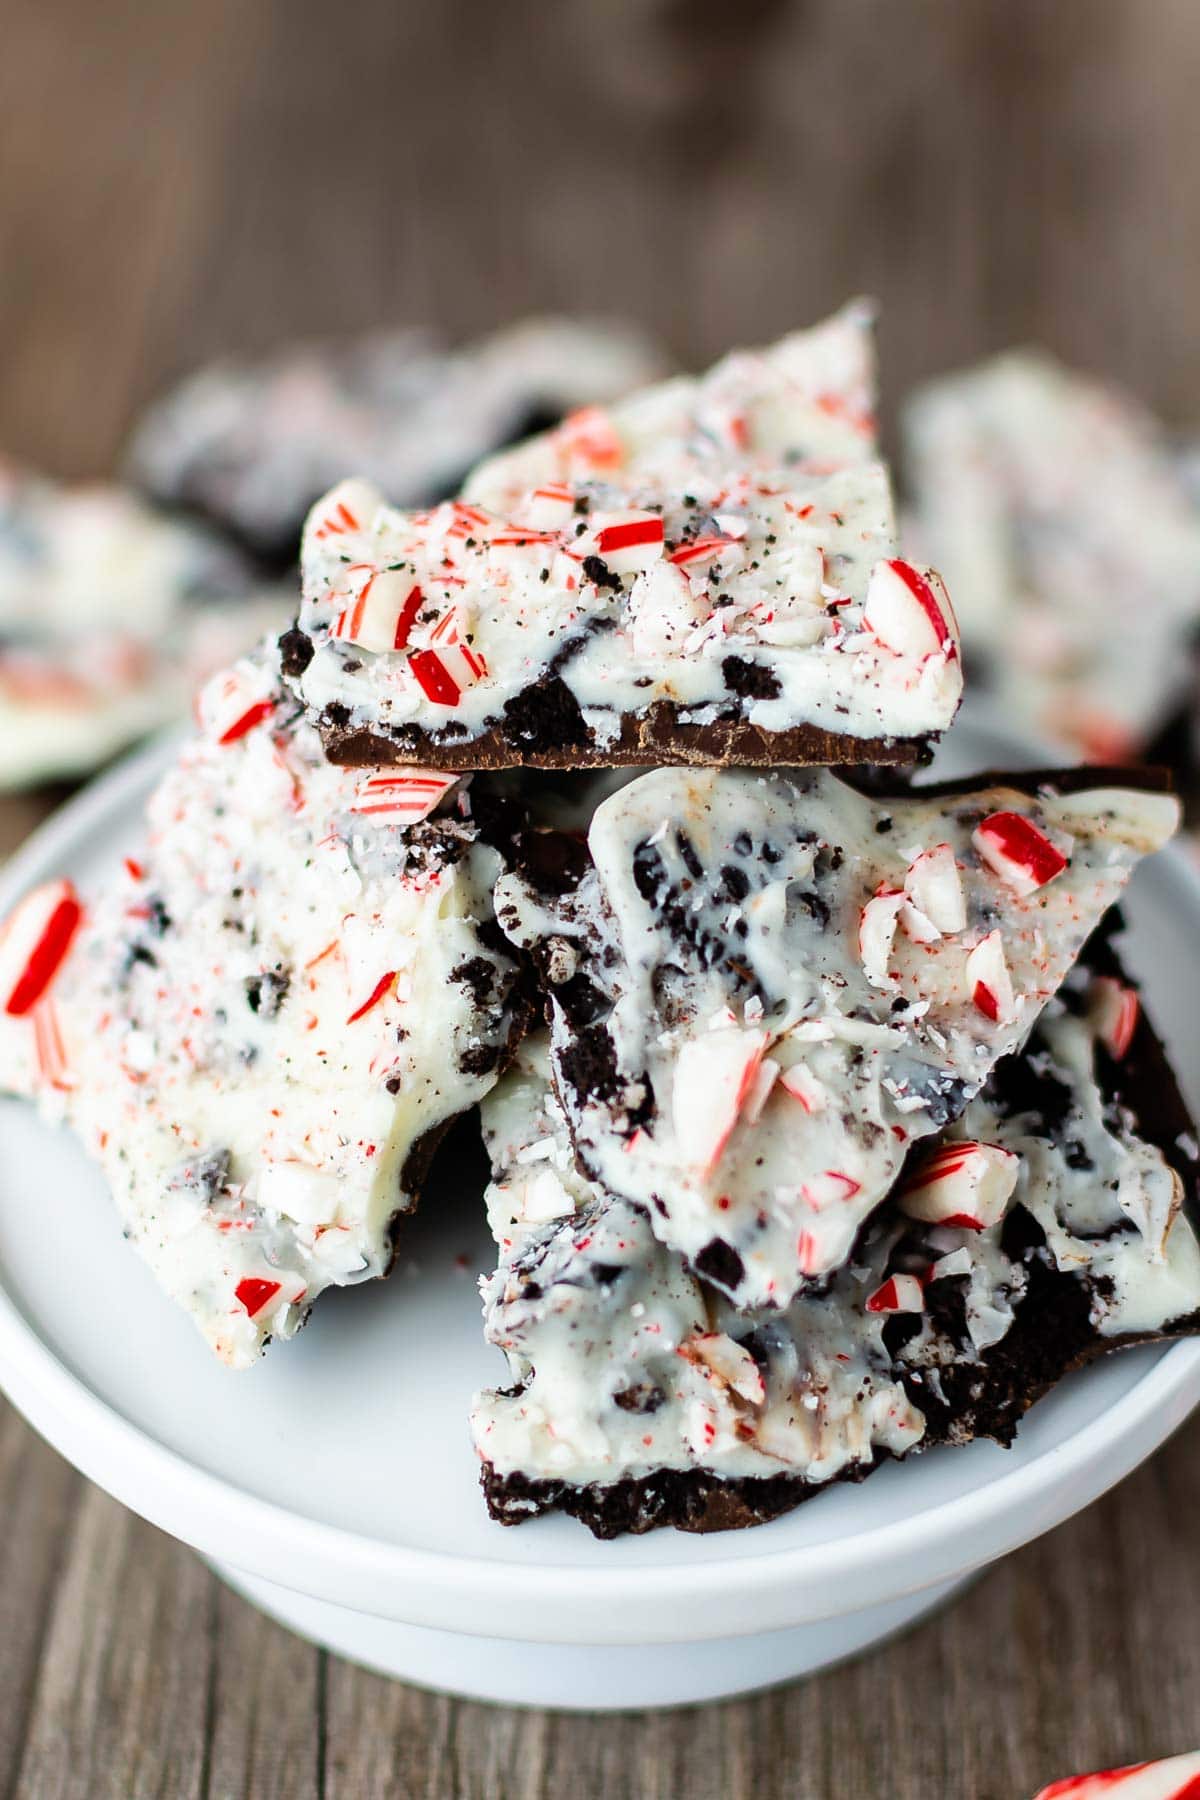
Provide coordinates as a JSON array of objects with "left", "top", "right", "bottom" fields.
[
  {"left": 858, "top": 886, "right": 906, "bottom": 986},
  {"left": 974, "top": 811, "right": 1069, "bottom": 896},
  {"left": 672, "top": 1023, "right": 768, "bottom": 1177},
  {"left": 899, "top": 1139, "right": 1020, "bottom": 1229},
  {"left": 1091, "top": 975, "right": 1140, "bottom": 1060},
  {"left": 865, "top": 1273, "right": 924, "bottom": 1315},
  {"left": 967, "top": 930, "right": 1017, "bottom": 1025},
  {"left": 863, "top": 558, "right": 959, "bottom": 661},
  {"left": 0, "top": 880, "right": 83, "bottom": 1016}
]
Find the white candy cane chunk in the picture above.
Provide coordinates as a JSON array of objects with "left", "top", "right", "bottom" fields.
[
  {"left": 198, "top": 658, "right": 278, "bottom": 747},
  {"left": 865, "top": 1273, "right": 924, "bottom": 1315},
  {"left": 778, "top": 1063, "right": 829, "bottom": 1114},
  {"left": 858, "top": 886, "right": 906, "bottom": 986},
  {"left": 627, "top": 561, "right": 710, "bottom": 659},
  {"left": 863, "top": 558, "right": 959, "bottom": 661},
  {"left": 672, "top": 1023, "right": 769, "bottom": 1177},
  {"left": 899, "top": 1140, "right": 1020, "bottom": 1229},
  {"left": 332, "top": 568, "right": 423, "bottom": 655},
  {"left": 966, "top": 930, "right": 1017, "bottom": 1025},
  {"left": 904, "top": 843, "right": 967, "bottom": 934},
  {"left": 520, "top": 1169, "right": 576, "bottom": 1225},
  {"left": 351, "top": 770, "right": 457, "bottom": 822},
  {"left": 586, "top": 508, "right": 665, "bottom": 575},
  {"left": 0, "top": 879, "right": 83, "bottom": 1016},
  {"left": 681, "top": 1332, "right": 765, "bottom": 1405},
  {"left": 521, "top": 483, "right": 577, "bottom": 530},
  {"left": 256, "top": 1161, "right": 343, "bottom": 1227},
  {"left": 1090, "top": 975, "right": 1140, "bottom": 1059},
  {"left": 305, "top": 477, "right": 384, "bottom": 548},
  {"left": 1032, "top": 1749, "right": 1200, "bottom": 1799},
  {"left": 973, "top": 810, "right": 1069, "bottom": 896}
]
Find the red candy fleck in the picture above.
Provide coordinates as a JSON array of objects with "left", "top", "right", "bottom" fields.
[
  {"left": 346, "top": 970, "right": 397, "bottom": 1024},
  {"left": 973, "top": 981, "right": 1000, "bottom": 1022},
  {"left": 235, "top": 1277, "right": 281, "bottom": 1318},
  {"left": 218, "top": 699, "right": 275, "bottom": 745}
]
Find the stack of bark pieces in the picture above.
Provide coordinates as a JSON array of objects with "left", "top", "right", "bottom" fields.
[{"left": 1, "top": 304, "right": 1197, "bottom": 1535}]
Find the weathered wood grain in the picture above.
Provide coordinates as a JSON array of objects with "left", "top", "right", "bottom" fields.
[
  {"left": 1, "top": 0, "right": 1199, "bottom": 1794},
  {"left": 2, "top": 1397, "right": 1200, "bottom": 1800}
]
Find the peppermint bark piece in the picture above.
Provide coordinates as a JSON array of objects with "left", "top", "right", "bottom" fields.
[
  {"left": 904, "top": 351, "right": 1200, "bottom": 762},
  {"left": 473, "top": 959, "right": 1200, "bottom": 1537},
  {"left": 127, "top": 315, "right": 667, "bottom": 565},
  {"left": 0, "top": 460, "right": 286, "bottom": 789},
  {"left": 285, "top": 304, "right": 963, "bottom": 769},
  {"left": 493, "top": 764, "right": 1178, "bottom": 1309},
  {"left": 0, "top": 644, "right": 525, "bottom": 1367}
]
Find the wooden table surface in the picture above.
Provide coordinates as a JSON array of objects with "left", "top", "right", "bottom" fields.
[{"left": 2, "top": 1, "right": 1200, "bottom": 1794}]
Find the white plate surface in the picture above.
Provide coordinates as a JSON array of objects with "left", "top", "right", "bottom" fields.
[{"left": 1, "top": 712, "right": 1199, "bottom": 1649}]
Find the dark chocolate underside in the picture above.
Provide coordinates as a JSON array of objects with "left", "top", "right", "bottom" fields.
[{"left": 480, "top": 944, "right": 1200, "bottom": 1537}]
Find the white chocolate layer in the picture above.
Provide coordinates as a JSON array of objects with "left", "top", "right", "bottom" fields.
[
  {"left": 494, "top": 766, "right": 1178, "bottom": 1308},
  {"left": 291, "top": 306, "right": 963, "bottom": 758},
  {"left": 473, "top": 990, "right": 1200, "bottom": 1494},
  {"left": 0, "top": 644, "right": 520, "bottom": 1366}
]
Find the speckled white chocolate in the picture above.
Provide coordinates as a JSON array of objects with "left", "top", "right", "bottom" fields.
[
  {"left": 473, "top": 989, "right": 1200, "bottom": 1495},
  {"left": 0, "top": 461, "right": 286, "bottom": 788},
  {"left": 0, "top": 644, "right": 519, "bottom": 1366},
  {"left": 904, "top": 351, "right": 1200, "bottom": 759},
  {"left": 493, "top": 766, "right": 1179, "bottom": 1309},
  {"left": 128, "top": 316, "right": 668, "bottom": 559},
  {"left": 291, "top": 305, "right": 963, "bottom": 758}
]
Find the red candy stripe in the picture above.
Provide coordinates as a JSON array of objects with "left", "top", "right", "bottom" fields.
[
  {"left": 235, "top": 1277, "right": 281, "bottom": 1318},
  {"left": 5, "top": 889, "right": 83, "bottom": 1016}
]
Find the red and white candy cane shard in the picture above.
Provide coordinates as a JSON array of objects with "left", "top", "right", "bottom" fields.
[
  {"left": 308, "top": 478, "right": 379, "bottom": 542},
  {"left": 351, "top": 770, "right": 457, "bottom": 822},
  {"left": 973, "top": 811, "right": 1069, "bottom": 897},
  {"left": 234, "top": 1271, "right": 308, "bottom": 1321},
  {"left": 865, "top": 1273, "right": 924, "bottom": 1315},
  {"left": 966, "top": 930, "right": 1017, "bottom": 1025},
  {"left": 1091, "top": 974, "right": 1140, "bottom": 1060},
  {"left": 905, "top": 843, "right": 967, "bottom": 934},
  {"left": 524, "top": 483, "right": 577, "bottom": 530},
  {"left": 672, "top": 1026, "right": 769, "bottom": 1177},
  {"left": 899, "top": 1139, "right": 1020, "bottom": 1230},
  {"left": 202, "top": 663, "right": 277, "bottom": 746},
  {"left": 557, "top": 406, "right": 623, "bottom": 470},
  {"left": 863, "top": 558, "right": 959, "bottom": 662},
  {"left": 779, "top": 1063, "right": 828, "bottom": 1114},
  {"left": 668, "top": 533, "right": 735, "bottom": 569},
  {"left": 1035, "top": 1750, "right": 1200, "bottom": 1799},
  {"left": 332, "top": 569, "right": 424, "bottom": 656},
  {"left": 681, "top": 1332, "right": 765, "bottom": 1405},
  {"left": 858, "top": 886, "right": 906, "bottom": 987},
  {"left": 33, "top": 998, "right": 71, "bottom": 1090},
  {"left": 0, "top": 879, "right": 83, "bottom": 1016},
  {"left": 589, "top": 510, "right": 665, "bottom": 575},
  {"left": 800, "top": 1170, "right": 863, "bottom": 1209},
  {"left": 408, "top": 632, "right": 488, "bottom": 709},
  {"left": 489, "top": 527, "right": 562, "bottom": 549}
]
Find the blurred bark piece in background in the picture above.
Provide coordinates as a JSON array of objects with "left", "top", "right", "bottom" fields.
[{"left": 0, "top": 0, "right": 1197, "bottom": 479}]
